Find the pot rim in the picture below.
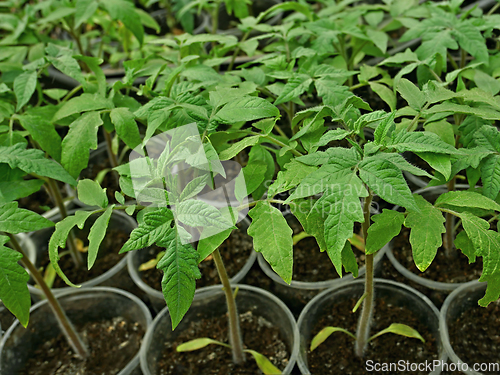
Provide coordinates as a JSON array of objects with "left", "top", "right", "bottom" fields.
[
  {"left": 27, "top": 209, "right": 137, "bottom": 296},
  {"left": 439, "top": 279, "right": 488, "bottom": 375},
  {"left": 388, "top": 184, "right": 480, "bottom": 291},
  {"left": 297, "top": 278, "right": 446, "bottom": 375},
  {"left": 139, "top": 283, "right": 300, "bottom": 375},
  {"left": 127, "top": 217, "right": 256, "bottom": 300},
  {"left": 0, "top": 286, "right": 153, "bottom": 375}
]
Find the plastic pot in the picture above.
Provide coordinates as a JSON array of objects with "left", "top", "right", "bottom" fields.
[
  {"left": 297, "top": 278, "right": 447, "bottom": 374},
  {"left": 28, "top": 209, "right": 137, "bottom": 298},
  {"left": 257, "top": 219, "right": 388, "bottom": 316},
  {"left": 140, "top": 284, "right": 299, "bottom": 375},
  {"left": 214, "top": 0, "right": 282, "bottom": 36},
  {"left": 0, "top": 287, "right": 152, "bottom": 375},
  {"left": 387, "top": 185, "right": 479, "bottom": 294},
  {"left": 127, "top": 217, "right": 256, "bottom": 313},
  {"left": 66, "top": 142, "right": 124, "bottom": 209},
  {"left": 440, "top": 281, "right": 499, "bottom": 375}
]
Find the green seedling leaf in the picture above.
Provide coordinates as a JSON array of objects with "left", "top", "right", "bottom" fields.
[
  {"left": 197, "top": 228, "right": 232, "bottom": 262},
  {"left": 389, "top": 131, "right": 461, "bottom": 155},
  {"left": 0, "top": 179, "right": 44, "bottom": 204},
  {"left": 77, "top": 179, "right": 108, "bottom": 208},
  {"left": 0, "top": 144, "right": 76, "bottom": 186},
  {"left": 0, "top": 236, "right": 30, "bottom": 327},
  {"left": 102, "top": 0, "right": 144, "bottom": 44},
  {"left": 373, "top": 112, "right": 396, "bottom": 145},
  {"left": 219, "top": 136, "right": 260, "bottom": 161},
  {"left": 245, "top": 349, "right": 282, "bottom": 375},
  {"left": 115, "top": 191, "right": 125, "bottom": 205},
  {"left": 248, "top": 202, "right": 293, "bottom": 284},
  {"left": 310, "top": 327, "right": 356, "bottom": 351},
  {"left": 75, "top": 0, "right": 99, "bottom": 28},
  {"left": 359, "top": 155, "right": 417, "bottom": 211},
  {"left": 292, "top": 231, "right": 312, "bottom": 245},
  {"left": 435, "top": 191, "right": 500, "bottom": 212},
  {"left": 175, "top": 200, "right": 233, "bottom": 229},
  {"left": 125, "top": 204, "right": 136, "bottom": 216},
  {"left": 215, "top": 97, "right": 279, "bottom": 124},
  {"left": 87, "top": 205, "right": 114, "bottom": 270},
  {"left": 314, "top": 129, "right": 352, "bottom": 148},
  {"left": 320, "top": 175, "right": 366, "bottom": 277},
  {"left": 290, "top": 198, "right": 327, "bottom": 252},
  {"left": 18, "top": 114, "right": 62, "bottom": 161},
  {"left": 369, "top": 82, "right": 396, "bottom": 111},
  {"left": 352, "top": 293, "right": 367, "bottom": 313},
  {"left": 139, "top": 250, "right": 165, "bottom": 271},
  {"left": 61, "top": 111, "right": 102, "bottom": 179},
  {"left": 455, "top": 230, "right": 476, "bottom": 263},
  {"left": 49, "top": 211, "right": 93, "bottom": 287},
  {"left": 366, "top": 210, "right": 405, "bottom": 254},
  {"left": 157, "top": 228, "right": 201, "bottom": 329},
  {"left": 0, "top": 202, "right": 54, "bottom": 234},
  {"left": 274, "top": 74, "right": 313, "bottom": 106},
  {"left": 176, "top": 338, "right": 230, "bottom": 352},
  {"left": 53, "top": 94, "right": 113, "bottom": 122},
  {"left": 369, "top": 323, "right": 425, "bottom": 343},
  {"left": 110, "top": 108, "right": 142, "bottom": 150},
  {"left": 14, "top": 70, "right": 37, "bottom": 111},
  {"left": 404, "top": 195, "right": 445, "bottom": 272},
  {"left": 397, "top": 78, "right": 426, "bottom": 111},
  {"left": 120, "top": 208, "right": 174, "bottom": 253}
]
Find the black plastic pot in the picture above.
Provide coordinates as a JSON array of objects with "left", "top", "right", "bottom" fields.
[
  {"left": 27, "top": 210, "right": 137, "bottom": 299},
  {"left": 440, "top": 281, "right": 500, "bottom": 375},
  {"left": 297, "top": 278, "right": 447, "bottom": 374},
  {"left": 127, "top": 217, "right": 256, "bottom": 313},
  {"left": 0, "top": 287, "right": 152, "bottom": 375},
  {"left": 140, "top": 284, "right": 299, "bottom": 375}
]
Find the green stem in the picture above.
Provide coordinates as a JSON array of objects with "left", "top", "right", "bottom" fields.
[
  {"left": 228, "top": 31, "right": 250, "bottom": 71},
  {"left": 45, "top": 179, "right": 84, "bottom": 269},
  {"left": 102, "top": 128, "right": 119, "bottom": 169},
  {"left": 460, "top": 49, "right": 467, "bottom": 69},
  {"left": 62, "top": 85, "right": 82, "bottom": 103},
  {"left": 213, "top": 248, "right": 245, "bottom": 365},
  {"left": 447, "top": 52, "right": 460, "bottom": 71},
  {"left": 487, "top": 2, "right": 500, "bottom": 15},
  {"left": 444, "top": 177, "right": 456, "bottom": 259},
  {"left": 7, "top": 234, "right": 88, "bottom": 358},
  {"left": 355, "top": 191, "right": 374, "bottom": 357}
]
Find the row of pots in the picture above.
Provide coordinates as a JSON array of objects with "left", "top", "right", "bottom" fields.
[{"left": 0, "top": 275, "right": 490, "bottom": 374}]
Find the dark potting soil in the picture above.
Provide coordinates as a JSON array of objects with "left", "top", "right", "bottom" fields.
[
  {"left": 18, "top": 316, "right": 144, "bottom": 375},
  {"left": 140, "top": 224, "right": 254, "bottom": 290},
  {"left": 308, "top": 297, "right": 439, "bottom": 374},
  {"left": 37, "top": 228, "right": 128, "bottom": 288},
  {"left": 156, "top": 310, "right": 289, "bottom": 374},
  {"left": 80, "top": 157, "right": 122, "bottom": 205},
  {"left": 447, "top": 300, "right": 500, "bottom": 375},
  {"left": 289, "top": 216, "right": 365, "bottom": 282},
  {"left": 18, "top": 181, "right": 69, "bottom": 215},
  {"left": 392, "top": 227, "right": 483, "bottom": 284},
  {"left": 380, "top": 256, "right": 448, "bottom": 309}
]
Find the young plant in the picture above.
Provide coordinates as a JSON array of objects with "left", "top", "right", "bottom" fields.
[{"left": 0, "top": 202, "right": 87, "bottom": 359}]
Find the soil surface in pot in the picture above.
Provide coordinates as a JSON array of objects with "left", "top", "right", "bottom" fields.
[
  {"left": 18, "top": 316, "right": 144, "bottom": 375},
  {"left": 308, "top": 297, "right": 439, "bottom": 374},
  {"left": 80, "top": 157, "right": 122, "bottom": 205},
  {"left": 392, "top": 227, "right": 483, "bottom": 284},
  {"left": 140, "top": 223, "right": 253, "bottom": 290},
  {"left": 157, "top": 310, "right": 289, "bottom": 374},
  {"left": 447, "top": 300, "right": 500, "bottom": 375},
  {"left": 381, "top": 256, "right": 448, "bottom": 309},
  {"left": 36, "top": 228, "right": 128, "bottom": 288},
  {"left": 289, "top": 217, "right": 364, "bottom": 282}
]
